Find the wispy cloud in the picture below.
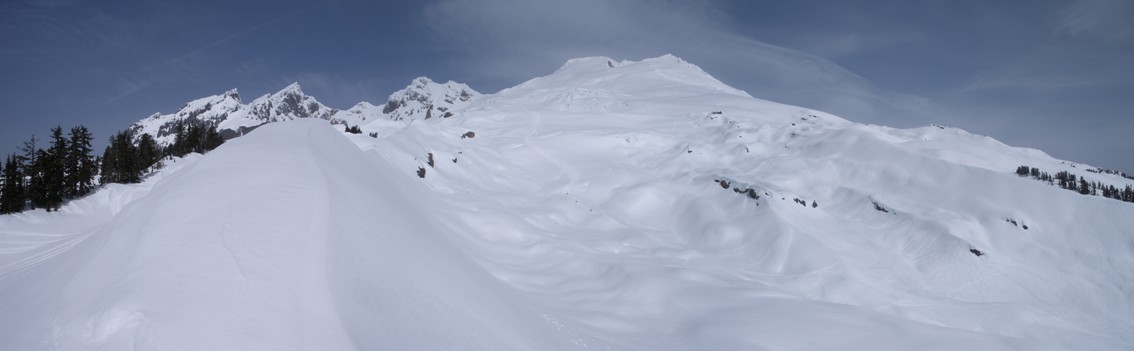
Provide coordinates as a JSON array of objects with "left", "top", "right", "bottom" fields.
[
  {"left": 1055, "top": 0, "right": 1134, "bottom": 44},
  {"left": 420, "top": 0, "right": 1134, "bottom": 172},
  {"left": 421, "top": 0, "right": 941, "bottom": 126},
  {"left": 174, "top": 4, "right": 321, "bottom": 63}
]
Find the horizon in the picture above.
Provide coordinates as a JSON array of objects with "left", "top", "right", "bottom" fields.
[{"left": 1, "top": 0, "right": 1131, "bottom": 173}]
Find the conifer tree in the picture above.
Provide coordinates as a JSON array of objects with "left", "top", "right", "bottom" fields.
[
  {"left": 137, "top": 133, "right": 160, "bottom": 173},
  {"left": 100, "top": 130, "right": 142, "bottom": 184},
  {"left": 26, "top": 149, "right": 50, "bottom": 210},
  {"left": 41, "top": 126, "right": 69, "bottom": 210},
  {"left": 202, "top": 125, "right": 224, "bottom": 152},
  {"left": 0, "top": 154, "right": 26, "bottom": 214},
  {"left": 67, "top": 126, "right": 95, "bottom": 197},
  {"left": 115, "top": 131, "right": 141, "bottom": 183},
  {"left": 1016, "top": 165, "right": 1029, "bottom": 176},
  {"left": 170, "top": 121, "right": 187, "bottom": 157},
  {"left": 99, "top": 145, "right": 115, "bottom": 184}
]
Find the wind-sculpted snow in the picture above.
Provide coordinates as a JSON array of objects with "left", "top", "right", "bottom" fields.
[
  {"left": 3, "top": 55, "right": 1133, "bottom": 350},
  {"left": 0, "top": 120, "right": 572, "bottom": 350}
]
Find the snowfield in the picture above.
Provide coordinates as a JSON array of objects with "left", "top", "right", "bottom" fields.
[{"left": 2, "top": 55, "right": 1132, "bottom": 350}]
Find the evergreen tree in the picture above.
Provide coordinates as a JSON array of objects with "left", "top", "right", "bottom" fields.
[
  {"left": 183, "top": 121, "right": 202, "bottom": 155},
  {"left": 202, "top": 125, "right": 224, "bottom": 152},
  {"left": 26, "top": 149, "right": 50, "bottom": 210},
  {"left": 18, "top": 134, "right": 39, "bottom": 172},
  {"left": 18, "top": 135, "right": 40, "bottom": 200},
  {"left": 1078, "top": 176, "right": 1090, "bottom": 195},
  {"left": 1016, "top": 165, "right": 1030, "bottom": 176},
  {"left": 40, "top": 126, "right": 69, "bottom": 210},
  {"left": 1, "top": 154, "right": 26, "bottom": 214},
  {"left": 100, "top": 130, "right": 143, "bottom": 184},
  {"left": 115, "top": 131, "right": 141, "bottom": 183},
  {"left": 168, "top": 120, "right": 224, "bottom": 157},
  {"left": 137, "top": 133, "right": 160, "bottom": 173},
  {"left": 67, "top": 126, "right": 95, "bottom": 197},
  {"left": 99, "top": 145, "right": 115, "bottom": 184},
  {"left": 170, "top": 121, "right": 187, "bottom": 157}
]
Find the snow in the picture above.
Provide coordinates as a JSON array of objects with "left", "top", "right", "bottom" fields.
[
  {"left": 379, "top": 77, "right": 479, "bottom": 122},
  {"left": 328, "top": 101, "right": 382, "bottom": 127},
  {"left": 3, "top": 55, "right": 1133, "bottom": 350},
  {"left": 129, "top": 78, "right": 480, "bottom": 148}
]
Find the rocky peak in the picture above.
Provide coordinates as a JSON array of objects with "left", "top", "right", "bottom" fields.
[
  {"left": 224, "top": 88, "right": 241, "bottom": 102},
  {"left": 382, "top": 77, "right": 479, "bottom": 121},
  {"left": 245, "top": 82, "right": 338, "bottom": 123}
]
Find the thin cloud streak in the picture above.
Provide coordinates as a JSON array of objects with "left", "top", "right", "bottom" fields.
[
  {"left": 175, "top": 4, "right": 321, "bottom": 63},
  {"left": 1055, "top": 0, "right": 1134, "bottom": 44},
  {"left": 421, "top": 0, "right": 942, "bottom": 127}
]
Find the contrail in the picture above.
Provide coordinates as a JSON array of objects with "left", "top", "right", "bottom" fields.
[{"left": 179, "top": 4, "right": 322, "bottom": 60}]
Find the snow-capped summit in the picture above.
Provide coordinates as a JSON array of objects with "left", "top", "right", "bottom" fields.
[
  {"left": 222, "top": 88, "right": 240, "bottom": 101},
  {"left": 128, "top": 88, "right": 244, "bottom": 145},
  {"left": 221, "top": 83, "right": 339, "bottom": 133},
  {"left": 531, "top": 54, "right": 746, "bottom": 96},
  {"left": 486, "top": 55, "right": 751, "bottom": 114},
  {"left": 381, "top": 77, "right": 479, "bottom": 121},
  {"left": 329, "top": 101, "right": 383, "bottom": 127},
  {"left": 128, "top": 83, "right": 343, "bottom": 146},
  {"left": 129, "top": 77, "right": 481, "bottom": 147}
]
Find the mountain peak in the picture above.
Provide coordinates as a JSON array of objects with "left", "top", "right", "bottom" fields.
[
  {"left": 224, "top": 88, "right": 240, "bottom": 102},
  {"left": 411, "top": 76, "right": 435, "bottom": 87},
  {"left": 381, "top": 77, "right": 479, "bottom": 121},
  {"left": 559, "top": 56, "right": 621, "bottom": 70},
  {"left": 275, "top": 82, "right": 304, "bottom": 96},
  {"left": 498, "top": 54, "right": 750, "bottom": 106}
]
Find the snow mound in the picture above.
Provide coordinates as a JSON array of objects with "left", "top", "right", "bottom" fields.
[{"left": 0, "top": 120, "right": 573, "bottom": 350}]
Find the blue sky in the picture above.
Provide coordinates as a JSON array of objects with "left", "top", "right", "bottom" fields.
[{"left": 1, "top": 0, "right": 1131, "bottom": 172}]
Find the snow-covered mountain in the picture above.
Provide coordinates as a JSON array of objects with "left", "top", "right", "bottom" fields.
[
  {"left": 218, "top": 82, "right": 339, "bottom": 135},
  {"left": 380, "top": 77, "right": 478, "bottom": 121},
  {"left": 127, "top": 77, "right": 479, "bottom": 146},
  {"left": 127, "top": 83, "right": 340, "bottom": 145},
  {"left": 2, "top": 55, "right": 1132, "bottom": 350}
]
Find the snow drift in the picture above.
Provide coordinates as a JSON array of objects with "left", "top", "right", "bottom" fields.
[{"left": 2, "top": 55, "right": 1133, "bottom": 350}]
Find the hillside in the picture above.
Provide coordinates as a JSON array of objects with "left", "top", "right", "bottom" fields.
[{"left": 2, "top": 55, "right": 1132, "bottom": 350}]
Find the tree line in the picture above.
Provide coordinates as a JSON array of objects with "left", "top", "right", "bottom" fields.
[
  {"left": 1, "top": 119, "right": 224, "bottom": 214},
  {"left": 1, "top": 126, "right": 96, "bottom": 213},
  {"left": 1016, "top": 165, "right": 1134, "bottom": 203}
]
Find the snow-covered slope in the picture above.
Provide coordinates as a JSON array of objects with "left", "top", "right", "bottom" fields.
[
  {"left": 328, "top": 101, "right": 382, "bottom": 127},
  {"left": 3, "top": 55, "right": 1132, "bottom": 350}
]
